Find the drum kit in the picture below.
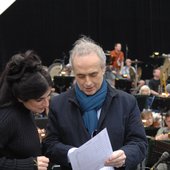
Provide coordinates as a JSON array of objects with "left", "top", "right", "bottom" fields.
[
  {"left": 105, "top": 51, "right": 143, "bottom": 87},
  {"left": 48, "top": 59, "right": 74, "bottom": 80}
]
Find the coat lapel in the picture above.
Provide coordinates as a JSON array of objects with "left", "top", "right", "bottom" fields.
[{"left": 97, "top": 85, "right": 118, "bottom": 129}]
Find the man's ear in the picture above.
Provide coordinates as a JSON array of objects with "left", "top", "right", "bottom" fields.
[{"left": 102, "top": 66, "right": 106, "bottom": 75}]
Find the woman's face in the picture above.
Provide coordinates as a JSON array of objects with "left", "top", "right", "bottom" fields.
[{"left": 19, "top": 87, "right": 52, "bottom": 113}]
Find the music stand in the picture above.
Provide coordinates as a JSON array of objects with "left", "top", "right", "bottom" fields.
[
  {"left": 146, "top": 138, "right": 170, "bottom": 168},
  {"left": 151, "top": 97, "right": 170, "bottom": 112},
  {"left": 115, "top": 79, "right": 132, "bottom": 93},
  {"left": 53, "top": 76, "right": 75, "bottom": 93},
  {"left": 134, "top": 95, "right": 148, "bottom": 112}
]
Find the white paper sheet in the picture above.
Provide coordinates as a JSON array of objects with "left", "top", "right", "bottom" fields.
[{"left": 68, "top": 128, "right": 114, "bottom": 170}]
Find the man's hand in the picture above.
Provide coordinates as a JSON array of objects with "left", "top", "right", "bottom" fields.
[
  {"left": 155, "top": 134, "right": 169, "bottom": 140},
  {"left": 37, "top": 156, "right": 49, "bottom": 170},
  {"left": 105, "top": 150, "right": 126, "bottom": 168}
]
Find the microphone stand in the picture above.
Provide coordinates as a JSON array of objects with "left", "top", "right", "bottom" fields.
[
  {"left": 125, "top": 44, "right": 128, "bottom": 60},
  {"left": 134, "top": 59, "right": 139, "bottom": 90},
  {"left": 150, "top": 167, "right": 158, "bottom": 170}
]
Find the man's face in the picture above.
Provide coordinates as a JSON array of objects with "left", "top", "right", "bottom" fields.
[
  {"left": 115, "top": 44, "right": 122, "bottom": 51},
  {"left": 165, "top": 117, "right": 170, "bottom": 128},
  {"left": 141, "top": 89, "right": 150, "bottom": 95},
  {"left": 72, "top": 53, "right": 105, "bottom": 95},
  {"left": 126, "top": 59, "right": 132, "bottom": 66},
  {"left": 153, "top": 69, "right": 160, "bottom": 79}
]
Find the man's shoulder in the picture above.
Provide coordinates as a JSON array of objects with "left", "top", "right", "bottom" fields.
[
  {"left": 51, "top": 88, "right": 75, "bottom": 104},
  {"left": 108, "top": 85, "right": 135, "bottom": 101}
]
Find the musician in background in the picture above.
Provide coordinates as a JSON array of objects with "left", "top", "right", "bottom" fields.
[
  {"left": 121, "top": 58, "right": 136, "bottom": 80},
  {"left": 148, "top": 68, "right": 161, "bottom": 96},
  {"left": 155, "top": 111, "right": 170, "bottom": 140},
  {"left": 139, "top": 85, "right": 151, "bottom": 96},
  {"left": 141, "top": 109, "right": 154, "bottom": 127},
  {"left": 110, "top": 43, "right": 124, "bottom": 75}
]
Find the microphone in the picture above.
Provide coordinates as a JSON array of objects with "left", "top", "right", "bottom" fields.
[
  {"left": 126, "top": 44, "right": 128, "bottom": 51},
  {"left": 150, "top": 151, "right": 169, "bottom": 170}
]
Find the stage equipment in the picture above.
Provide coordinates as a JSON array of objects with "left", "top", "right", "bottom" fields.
[
  {"left": 160, "top": 57, "right": 170, "bottom": 94},
  {"left": 48, "top": 60, "right": 63, "bottom": 80},
  {"left": 146, "top": 139, "right": 170, "bottom": 169},
  {"left": 150, "top": 151, "right": 169, "bottom": 170},
  {"left": 53, "top": 76, "right": 75, "bottom": 93},
  {"left": 131, "top": 59, "right": 143, "bottom": 89}
]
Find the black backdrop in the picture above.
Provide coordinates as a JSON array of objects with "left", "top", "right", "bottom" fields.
[{"left": 1, "top": 0, "right": 170, "bottom": 79}]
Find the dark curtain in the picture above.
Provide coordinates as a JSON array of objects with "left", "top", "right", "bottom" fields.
[{"left": 0, "top": 0, "right": 170, "bottom": 78}]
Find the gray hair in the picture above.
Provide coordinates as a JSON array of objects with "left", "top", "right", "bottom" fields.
[
  {"left": 139, "top": 85, "right": 151, "bottom": 95},
  {"left": 69, "top": 36, "right": 106, "bottom": 69}
]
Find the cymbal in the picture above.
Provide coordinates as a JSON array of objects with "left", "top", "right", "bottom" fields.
[
  {"left": 105, "top": 50, "right": 111, "bottom": 56},
  {"left": 150, "top": 53, "right": 170, "bottom": 58},
  {"left": 105, "top": 53, "right": 110, "bottom": 56},
  {"left": 131, "top": 60, "right": 143, "bottom": 64}
]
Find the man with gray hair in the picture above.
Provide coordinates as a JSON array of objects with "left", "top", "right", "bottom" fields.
[{"left": 43, "top": 36, "right": 147, "bottom": 170}]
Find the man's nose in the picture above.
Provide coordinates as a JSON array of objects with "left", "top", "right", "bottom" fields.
[{"left": 85, "top": 76, "right": 92, "bottom": 85}]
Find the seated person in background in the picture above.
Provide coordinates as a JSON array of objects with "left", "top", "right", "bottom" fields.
[
  {"left": 104, "top": 66, "right": 115, "bottom": 88},
  {"left": 141, "top": 110, "right": 154, "bottom": 127},
  {"left": 121, "top": 58, "right": 136, "bottom": 80},
  {"left": 139, "top": 85, "right": 151, "bottom": 96},
  {"left": 155, "top": 111, "right": 170, "bottom": 140},
  {"left": 137, "top": 80, "right": 145, "bottom": 90},
  {"left": 138, "top": 85, "right": 155, "bottom": 109},
  {"left": 131, "top": 79, "right": 145, "bottom": 95},
  {"left": 166, "top": 84, "right": 170, "bottom": 97},
  {"left": 149, "top": 68, "right": 161, "bottom": 96}
]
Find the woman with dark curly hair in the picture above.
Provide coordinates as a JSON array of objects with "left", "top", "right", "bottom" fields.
[{"left": 0, "top": 50, "right": 52, "bottom": 170}]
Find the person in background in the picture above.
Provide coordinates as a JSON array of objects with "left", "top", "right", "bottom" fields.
[
  {"left": 154, "top": 111, "right": 170, "bottom": 170},
  {"left": 139, "top": 85, "right": 151, "bottom": 96},
  {"left": 131, "top": 80, "right": 146, "bottom": 95},
  {"left": 0, "top": 50, "right": 51, "bottom": 170},
  {"left": 42, "top": 36, "right": 147, "bottom": 170},
  {"left": 155, "top": 111, "right": 170, "bottom": 141},
  {"left": 166, "top": 84, "right": 170, "bottom": 97},
  {"left": 137, "top": 80, "right": 146, "bottom": 90},
  {"left": 121, "top": 58, "right": 136, "bottom": 80},
  {"left": 110, "top": 43, "right": 124, "bottom": 76},
  {"left": 141, "top": 110, "right": 154, "bottom": 127},
  {"left": 148, "top": 68, "right": 161, "bottom": 96}
]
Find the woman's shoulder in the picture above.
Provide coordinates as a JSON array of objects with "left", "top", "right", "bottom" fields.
[{"left": 0, "top": 105, "right": 18, "bottom": 124}]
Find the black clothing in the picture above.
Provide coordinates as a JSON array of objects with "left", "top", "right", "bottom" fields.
[
  {"left": 149, "top": 79, "right": 160, "bottom": 93},
  {"left": 0, "top": 104, "right": 41, "bottom": 170},
  {"left": 43, "top": 84, "right": 147, "bottom": 170}
]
